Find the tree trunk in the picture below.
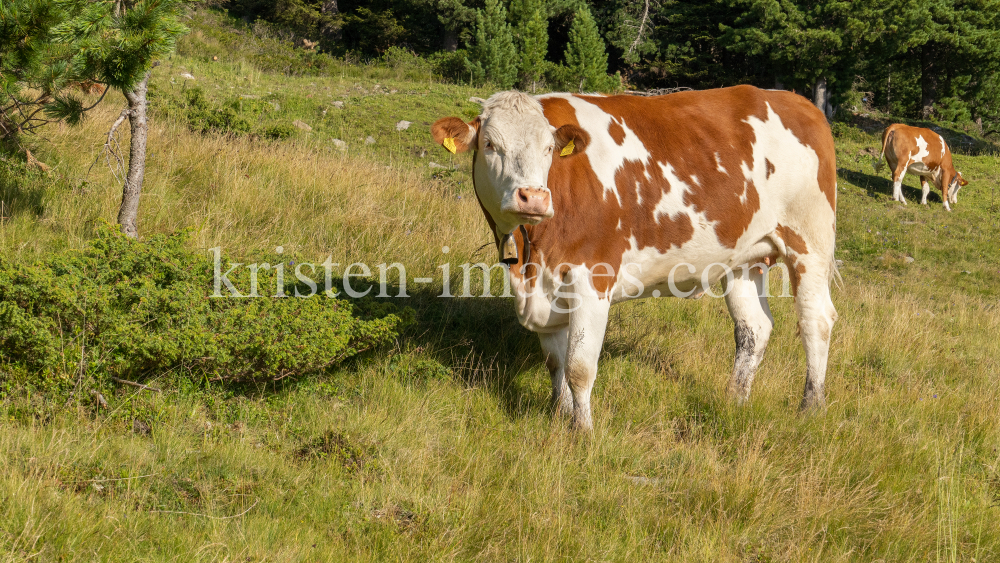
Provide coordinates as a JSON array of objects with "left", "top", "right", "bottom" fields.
[
  {"left": 443, "top": 28, "right": 458, "bottom": 52},
  {"left": 813, "top": 76, "right": 832, "bottom": 119},
  {"left": 921, "top": 43, "right": 937, "bottom": 119},
  {"left": 320, "top": 0, "right": 341, "bottom": 42},
  {"left": 117, "top": 70, "right": 151, "bottom": 238}
]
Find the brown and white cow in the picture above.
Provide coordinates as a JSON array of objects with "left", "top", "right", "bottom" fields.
[
  {"left": 432, "top": 85, "right": 839, "bottom": 430},
  {"left": 876, "top": 123, "right": 968, "bottom": 210}
]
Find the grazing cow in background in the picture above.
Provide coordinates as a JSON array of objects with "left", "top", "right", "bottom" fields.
[
  {"left": 432, "top": 86, "right": 839, "bottom": 430},
  {"left": 876, "top": 123, "right": 968, "bottom": 210}
]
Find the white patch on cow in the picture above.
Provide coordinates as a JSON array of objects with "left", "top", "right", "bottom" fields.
[
  {"left": 653, "top": 162, "right": 693, "bottom": 226},
  {"left": 740, "top": 102, "right": 823, "bottom": 232},
  {"left": 542, "top": 94, "right": 652, "bottom": 206},
  {"left": 739, "top": 161, "right": 752, "bottom": 205},
  {"left": 938, "top": 134, "right": 946, "bottom": 158},
  {"left": 616, "top": 219, "right": 622, "bottom": 231},
  {"left": 690, "top": 174, "right": 700, "bottom": 186},
  {"left": 715, "top": 152, "right": 727, "bottom": 174},
  {"left": 909, "top": 135, "right": 930, "bottom": 167}
]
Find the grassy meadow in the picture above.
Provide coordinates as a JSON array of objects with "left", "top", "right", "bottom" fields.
[{"left": 1, "top": 8, "right": 1000, "bottom": 562}]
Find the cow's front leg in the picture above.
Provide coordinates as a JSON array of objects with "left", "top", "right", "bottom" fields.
[
  {"left": 538, "top": 328, "right": 573, "bottom": 417},
  {"left": 563, "top": 291, "right": 611, "bottom": 431}
]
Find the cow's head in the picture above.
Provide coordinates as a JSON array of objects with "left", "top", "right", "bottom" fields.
[
  {"left": 950, "top": 171, "right": 969, "bottom": 189},
  {"left": 432, "top": 91, "right": 589, "bottom": 235},
  {"left": 948, "top": 170, "right": 969, "bottom": 200}
]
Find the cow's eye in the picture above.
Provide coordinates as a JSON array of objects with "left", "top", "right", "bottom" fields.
[
  {"left": 484, "top": 139, "right": 493, "bottom": 150},
  {"left": 545, "top": 145, "right": 553, "bottom": 155}
]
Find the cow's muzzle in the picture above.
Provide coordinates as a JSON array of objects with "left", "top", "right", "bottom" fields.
[{"left": 513, "top": 187, "right": 552, "bottom": 222}]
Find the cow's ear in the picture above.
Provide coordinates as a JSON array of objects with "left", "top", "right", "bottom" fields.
[
  {"left": 554, "top": 124, "right": 590, "bottom": 157},
  {"left": 432, "top": 117, "right": 480, "bottom": 153},
  {"left": 960, "top": 177, "right": 969, "bottom": 186}
]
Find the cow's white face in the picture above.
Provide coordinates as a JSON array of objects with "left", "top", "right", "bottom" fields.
[
  {"left": 432, "top": 91, "right": 589, "bottom": 235},
  {"left": 476, "top": 111, "right": 556, "bottom": 232}
]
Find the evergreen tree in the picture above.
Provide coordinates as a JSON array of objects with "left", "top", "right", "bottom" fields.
[
  {"left": 1, "top": 0, "right": 188, "bottom": 237},
  {"left": 722, "top": 0, "right": 885, "bottom": 116},
  {"left": 564, "top": 6, "right": 613, "bottom": 92},
  {"left": 468, "top": 0, "right": 518, "bottom": 88},
  {"left": 512, "top": 0, "right": 548, "bottom": 92}
]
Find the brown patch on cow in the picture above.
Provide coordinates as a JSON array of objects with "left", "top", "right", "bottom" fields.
[
  {"left": 608, "top": 119, "right": 626, "bottom": 145},
  {"left": 431, "top": 116, "right": 480, "bottom": 153},
  {"left": 775, "top": 224, "right": 809, "bottom": 255},
  {"left": 766, "top": 158, "right": 775, "bottom": 179},
  {"left": 787, "top": 260, "right": 807, "bottom": 296},
  {"left": 576, "top": 89, "right": 769, "bottom": 249}
]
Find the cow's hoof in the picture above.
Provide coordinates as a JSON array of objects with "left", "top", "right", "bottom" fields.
[
  {"left": 798, "top": 395, "right": 826, "bottom": 413},
  {"left": 571, "top": 411, "right": 593, "bottom": 432},
  {"left": 728, "top": 386, "right": 751, "bottom": 406}
]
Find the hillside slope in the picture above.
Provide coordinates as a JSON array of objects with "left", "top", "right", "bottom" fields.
[{"left": 0, "top": 8, "right": 999, "bottom": 561}]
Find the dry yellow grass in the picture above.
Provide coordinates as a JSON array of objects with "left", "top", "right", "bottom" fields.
[{"left": 2, "top": 100, "right": 486, "bottom": 276}]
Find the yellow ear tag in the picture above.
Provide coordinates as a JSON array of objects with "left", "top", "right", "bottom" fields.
[
  {"left": 443, "top": 137, "right": 457, "bottom": 154},
  {"left": 560, "top": 139, "right": 575, "bottom": 157}
]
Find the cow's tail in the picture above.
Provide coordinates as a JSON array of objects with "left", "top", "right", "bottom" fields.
[{"left": 873, "top": 128, "right": 893, "bottom": 173}]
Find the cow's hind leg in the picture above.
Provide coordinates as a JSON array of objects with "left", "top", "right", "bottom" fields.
[
  {"left": 724, "top": 266, "right": 774, "bottom": 404},
  {"left": 788, "top": 253, "right": 838, "bottom": 411},
  {"left": 538, "top": 328, "right": 573, "bottom": 417},
  {"left": 892, "top": 157, "right": 909, "bottom": 204},
  {"left": 920, "top": 177, "right": 931, "bottom": 205}
]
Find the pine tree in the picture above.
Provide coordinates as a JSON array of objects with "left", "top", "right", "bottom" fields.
[
  {"left": 61, "top": 0, "right": 188, "bottom": 238},
  {"left": 720, "top": 0, "right": 884, "bottom": 116},
  {"left": 468, "top": 0, "right": 518, "bottom": 88},
  {"left": 564, "top": 6, "right": 612, "bottom": 92},
  {"left": 512, "top": 0, "right": 548, "bottom": 92},
  {"left": 1, "top": 0, "right": 188, "bottom": 237}
]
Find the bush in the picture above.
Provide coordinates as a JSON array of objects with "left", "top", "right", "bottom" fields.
[
  {"left": 0, "top": 224, "right": 406, "bottom": 387},
  {"left": 380, "top": 46, "right": 433, "bottom": 79},
  {"left": 182, "top": 87, "right": 269, "bottom": 135},
  {"left": 430, "top": 49, "right": 476, "bottom": 85},
  {"left": 262, "top": 122, "right": 297, "bottom": 140}
]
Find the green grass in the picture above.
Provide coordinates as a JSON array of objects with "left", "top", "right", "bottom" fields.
[{"left": 1, "top": 7, "right": 1000, "bottom": 561}]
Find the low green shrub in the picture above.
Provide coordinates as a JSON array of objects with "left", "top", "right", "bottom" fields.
[
  {"left": 0, "top": 223, "right": 406, "bottom": 388},
  {"left": 261, "top": 122, "right": 296, "bottom": 140}
]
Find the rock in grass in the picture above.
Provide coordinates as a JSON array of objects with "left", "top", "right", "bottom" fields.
[
  {"left": 904, "top": 256, "right": 915, "bottom": 264},
  {"left": 332, "top": 101, "right": 345, "bottom": 109},
  {"left": 293, "top": 120, "right": 312, "bottom": 132},
  {"left": 429, "top": 162, "right": 448, "bottom": 169},
  {"left": 365, "top": 136, "right": 376, "bottom": 145},
  {"left": 395, "top": 120, "right": 412, "bottom": 131},
  {"left": 180, "top": 72, "right": 195, "bottom": 80},
  {"left": 332, "top": 139, "right": 347, "bottom": 150}
]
